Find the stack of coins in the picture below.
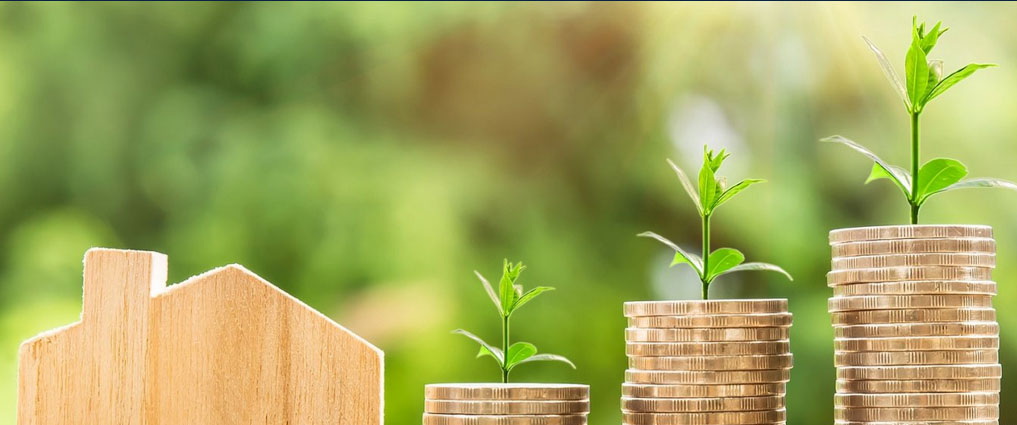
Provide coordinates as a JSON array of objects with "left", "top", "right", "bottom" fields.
[
  {"left": 829, "top": 225, "right": 1001, "bottom": 424},
  {"left": 622, "top": 299, "right": 792, "bottom": 425},
  {"left": 423, "top": 383, "right": 590, "bottom": 424}
]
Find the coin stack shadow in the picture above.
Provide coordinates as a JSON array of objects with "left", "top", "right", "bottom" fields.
[
  {"left": 828, "top": 225, "right": 1001, "bottom": 424},
  {"left": 621, "top": 300, "right": 792, "bottom": 425},
  {"left": 423, "top": 383, "right": 590, "bottom": 425}
]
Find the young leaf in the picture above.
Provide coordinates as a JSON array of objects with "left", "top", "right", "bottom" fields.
[
  {"left": 923, "top": 64, "right": 996, "bottom": 104},
  {"left": 919, "top": 21, "right": 944, "bottom": 53},
  {"left": 905, "top": 38, "right": 929, "bottom": 110},
  {"left": 504, "top": 342, "right": 538, "bottom": 370},
  {"left": 715, "top": 262, "right": 794, "bottom": 282},
  {"left": 821, "top": 136, "right": 912, "bottom": 197},
  {"left": 453, "top": 329, "right": 504, "bottom": 365},
  {"left": 474, "top": 271, "right": 503, "bottom": 315},
  {"left": 705, "top": 248, "right": 745, "bottom": 282},
  {"left": 515, "top": 353, "right": 577, "bottom": 369},
  {"left": 925, "top": 59, "right": 943, "bottom": 97},
  {"left": 698, "top": 150, "right": 719, "bottom": 213},
  {"left": 667, "top": 158, "right": 702, "bottom": 214},
  {"left": 511, "top": 286, "right": 555, "bottom": 313},
  {"left": 499, "top": 260, "right": 525, "bottom": 315},
  {"left": 637, "top": 231, "right": 704, "bottom": 273},
  {"left": 714, "top": 179, "right": 765, "bottom": 209},
  {"left": 863, "top": 36, "right": 911, "bottom": 110},
  {"left": 914, "top": 158, "right": 968, "bottom": 204}
]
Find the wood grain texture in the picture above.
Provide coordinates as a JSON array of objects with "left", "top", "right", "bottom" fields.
[{"left": 18, "top": 248, "right": 383, "bottom": 425}]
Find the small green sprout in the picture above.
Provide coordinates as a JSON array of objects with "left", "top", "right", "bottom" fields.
[
  {"left": 639, "top": 146, "right": 793, "bottom": 300},
  {"left": 453, "top": 260, "right": 575, "bottom": 383},
  {"left": 824, "top": 17, "right": 1016, "bottom": 224}
]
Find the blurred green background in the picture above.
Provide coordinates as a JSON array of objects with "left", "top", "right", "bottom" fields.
[{"left": 2, "top": 2, "right": 1016, "bottom": 423}]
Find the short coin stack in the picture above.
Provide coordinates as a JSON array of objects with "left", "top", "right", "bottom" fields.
[
  {"left": 622, "top": 299, "right": 792, "bottom": 425},
  {"left": 423, "top": 383, "right": 590, "bottom": 425},
  {"left": 828, "top": 225, "right": 1001, "bottom": 424}
]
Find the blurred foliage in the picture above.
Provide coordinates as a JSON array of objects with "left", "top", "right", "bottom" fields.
[{"left": 2, "top": 2, "right": 1017, "bottom": 424}]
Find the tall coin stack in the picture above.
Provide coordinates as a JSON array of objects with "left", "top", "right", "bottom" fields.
[
  {"left": 423, "top": 384, "right": 590, "bottom": 425},
  {"left": 622, "top": 300, "right": 792, "bottom": 425},
  {"left": 828, "top": 225, "right": 1001, "bottom": 424}
]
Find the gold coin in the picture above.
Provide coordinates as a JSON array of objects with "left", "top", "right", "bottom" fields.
[
  {"left": 831, "top": 308, "right": 996, "bottom": 325},
  {"left": 625, "top": 327, "right": 789, "bottom": 342},
  {"left": 423, "top": 414, "right": 587, "bottom": 425},
  {"left": 834, "top": 406, "right": 998, "bottom": 422},
  {"left": 621, "top": 382, "right": 786, "bottom": 398},
  {"left": 626, "top": 340, "right": 790, "bottom": 357},
  {"left": 829, "top": 225, "right": 993, "bottom": 244},
  {"left": 834, "top": 421, "right": 997, "bottom": 425},
  {"left": 828, "top": 294, "right": 993, "bottom": 312},
  {"left": 837, "top": 364, "right": 1002, "bottom": 380},
  {"left": 833, "top": 322, "right": 999, "bottom": 338},
  {"left": 628, "top": 313, "right": 792, "bottom": 328},
  {"left": 625, "top": 368, "right": 790, "bottom": 384},
  {"left": 836, "top": 378, "right": 1000, "bottom": 393},
  {"left": 832, "top": 281, "right": 997, "bottom": 296},
  {"left": 827, "top": 266, "right": 993, "bottom": 285},
  {"left": 624, "top": 299, "right": 787, "bottom": 317},
  {"left": 836, "top": 350, "right": 998, "bottom": 366},
  {"left": 835, "top": 392, "right": 999, "bottom": 407},
  {"left": 622, "top": 409, "right": 785, "bottom": 425},
  {"left": 425, "top": 384, "right": 589, "bottom": 401},
  {"left": 621, "top": 395, "right": 784, "bottom": 412},
  {"left": 629, "top": 354, "right": 794, "bottom": 371},
  {"left": 425, "top": 400, "right": 590, "bottom": 415},
  {"left": 831, "top": 238, "right": 995, "bottom": 257},
  {"left": 835, "top": 336, "right": 998, "bottom": 352},
  {"left": 832, "top": 253, "right": 996, "bottom": 269}
]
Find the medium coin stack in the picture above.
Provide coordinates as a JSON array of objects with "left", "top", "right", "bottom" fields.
[
  {"left": 622, "top": 299, "right": 792, "bottom": 425},
  {"left": 829, "top": 225, "right": 1001, "bottom": 424},
  {"left": 423, "top": 383, "right": 590, "bottom": 425}
]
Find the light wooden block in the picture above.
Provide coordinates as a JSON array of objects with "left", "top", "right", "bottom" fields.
[{"left": 18, "top": 248, "right": 383, "bottom": 424}]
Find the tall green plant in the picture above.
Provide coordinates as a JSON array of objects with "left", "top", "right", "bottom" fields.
[
  {"left": 639, "top": 146, "right": 792, "bottom": 299},
  {"left": 453, "top": 260, "right": 575, "bottom": 383},
  {"left": 824, "top": 17, "right": 1016, "bottom": 224}
]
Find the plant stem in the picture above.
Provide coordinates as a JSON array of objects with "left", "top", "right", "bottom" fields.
[
  {"left": 910, "top": 112, "right": 921, "bottom": 224},
  {"left": 701, "top": 213, "right": 711, "bottom": 300},
  {"left": 501, "top": 313, "right": 510, "bottom": 383}
]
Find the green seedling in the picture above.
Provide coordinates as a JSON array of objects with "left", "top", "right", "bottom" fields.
[
  {"left": 639, "top": 146, "right": 793, "bottom": 300},
  {"left": 824, "top": 17, "right": 1016, "bottom": 224},
  {"left": 453, "top": 260, "right": 575, "bottom": 383}
]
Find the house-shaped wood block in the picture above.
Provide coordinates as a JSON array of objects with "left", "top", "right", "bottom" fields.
[{"left": 18, "top": 248, "right": 383, "bottom": 424}]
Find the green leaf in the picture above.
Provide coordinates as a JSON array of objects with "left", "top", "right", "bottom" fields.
[
  {"left": 714, "top": 179, "right": 765, "bottom": 209},
  {"left": 504, "top": 342, "right": 538, "bottom": 371},
  {"left": 453, "top": 329, "right": 504, "bottom": 366},
  {"left": 863, "top": 36, "right": 910, "bottom": 110},
  {"left": 905, "top": 38, "right": 929, "bottom": 110},
  {"left": 698, "top": 150, "right": 719, "bottom": 213},
  {"left": 637, "top": 231, "right": 704, "bottom": 274},
  {"left": 914, "top": 158, "right": 968, "bottom": 204},
  {"left": 822, "top": 135, "right": 912, "bottom": 197},
  {"left": 919, "top": 21, "right": 944, "bottom": 53},
  {"left": 922, "top": 178, "right": 1017, "bottom": 201},
  {"left": 499, "top": 260, "right": 525, "bottom": 315},
  {"left": 474, "top": 271, "right": 503, "bottom": 315},
  {"left": 515, "top": 353, "right": 576, "bottom": 369},
  {"left": 865, "top": 162, "right": 913, "bottom": 197},
  {"left": 511, "top": 286, "right": 555, "bottom": 313},
  {"left": 923, "top": 64, "right": 996, "bottom": 105},
  {"left": 715, "top": 262, "right": 793, "bottom": 282},
  {"left": 705, "top": 248, "right": 745, "bottom": 282},
  {"left": 925, "top": 59, "right": 943, "bottom": 97},
  {"left": 667, "top": 158, "right": 702, "bottom": 214}
]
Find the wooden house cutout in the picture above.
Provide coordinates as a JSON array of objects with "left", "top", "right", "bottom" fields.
[{"left": 18, "top": 248, "right": 383, "bottom": 424}]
